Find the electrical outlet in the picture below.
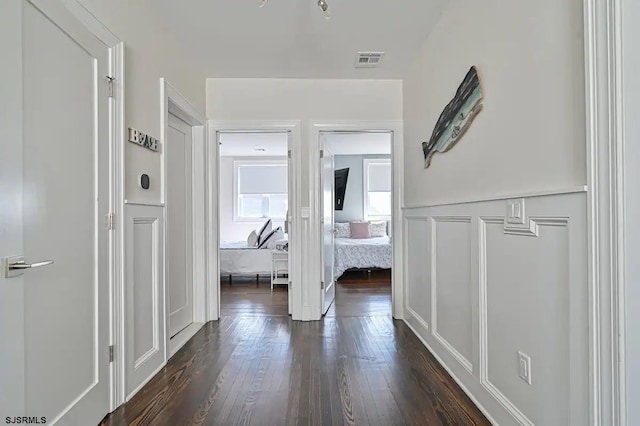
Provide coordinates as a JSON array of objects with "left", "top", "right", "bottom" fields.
[{"left": 518, "top": 351, "right": 532, "bottom": 385}]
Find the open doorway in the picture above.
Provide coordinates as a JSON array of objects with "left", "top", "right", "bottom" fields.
[
  {"left": 217, "top": 132, "right": 291, "bottom": 317},
  {"left": 320, "top": 132, "right": 393, "bottom": 317}
]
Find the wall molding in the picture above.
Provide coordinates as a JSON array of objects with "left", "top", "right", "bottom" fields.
[
  {"left": 125, "top": 204, "right": 165, "bottom": 400},
  {"left": 131, "top": 217, "right": 160, "bottom": 370},
  {"left": 403, "top": 186, "right": 587, "bottom": 210},
  {"left": 583, "top": 0, "right": 625, "bottom": 423},
  {"left": 431, "top": 216, "right": 473, "bottom": 374},
  {"left": 478, "top": 217, "right": 535, "bottom": 426},
  {"left": 478, "top": 215, "right": 570, "bottom": 425},
  {"left": 403, "top": 313, "right": 498, "bottom": 425}
]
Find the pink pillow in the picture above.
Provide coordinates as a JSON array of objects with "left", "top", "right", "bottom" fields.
[{"left": 350, "top": 221, "right": 371, "bottom": 239}]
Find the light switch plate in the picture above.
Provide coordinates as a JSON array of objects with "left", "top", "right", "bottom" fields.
[
  {"left": 518, "top": 351, "right": 532, "bottom": 385},
  {"left": 506, "top": 198, "right": 526, "bottom": 225}
]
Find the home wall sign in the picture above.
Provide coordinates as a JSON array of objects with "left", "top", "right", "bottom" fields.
[
  {"left": 128, "top": 128, "right": 159, "bottom": 152},
  {"left": 422, "top": 66, "right": 483, "bottom": 168}
]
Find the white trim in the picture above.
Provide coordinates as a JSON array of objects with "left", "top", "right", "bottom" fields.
[
  {"left": 58, "top": 0, "right": 126, "bottom": 411},
  {"left": 207, "top": 121, "right": 303, "bottom": 321},
  {"left": 402, "top": 314, "right": 498, "bottom": 426},
  {"left": 362, "top": 158, "right": 392, "bottom": 221},
  {"left": 124, "top": 201, "right": 166, "bottom": 207},
  {"left": 403, "top": 186, "right": 588, "bottom": 210},
  {"left": 160, "top": 78, "right": 208, "bottom": 360},
  {"left": 310, "top": 121, "right": 404, "bottom": 321},
  {"left": 430, "top": 216, "right": 474, "bottom": 375},
  {"left": 168, "top": 322, "right": 204, "bottom": 358},
  {"left": 584, "top": 0, "right": 625, "bottom": 424}
]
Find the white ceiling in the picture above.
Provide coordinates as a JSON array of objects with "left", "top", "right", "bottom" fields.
[
  {"left": 325, "top": 132, "right": 391, "bottom": 155},
  {"left": 148, "top": 0, "right": 448, "bottom": 78},
  {"left": 219, "top": 132, "right": 288, "bottom": 157}
]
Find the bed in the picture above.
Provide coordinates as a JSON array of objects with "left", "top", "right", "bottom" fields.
[
  {"left": 334, "top": 236, "right": 392, "bottom": 280},
  {"left": 220, "top": 241, "right": 274, "bottom": 275}
]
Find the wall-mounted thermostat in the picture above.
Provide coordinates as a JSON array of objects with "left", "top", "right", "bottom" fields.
[{"left": 139, "top": 174, "right": 150, "bottom": 190}]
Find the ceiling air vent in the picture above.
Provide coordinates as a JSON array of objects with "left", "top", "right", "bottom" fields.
[{"left": 355, "top": 52, "right": 384, "bottom": 68}]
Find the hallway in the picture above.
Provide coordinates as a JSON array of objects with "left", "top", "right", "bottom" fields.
[{"left": 102, "top": 282, "right": 489, "bottom": 425}]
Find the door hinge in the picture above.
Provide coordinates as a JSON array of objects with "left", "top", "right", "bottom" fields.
[
  {"left": 321, "top": 280, "right": 325, "bottom": 289},
  {"left": 106, "top": 76, "right": 115, "bottom": 98},
  {"left": 288, "top": 150, "right": 292, "bottom": 159},
  {"left": 320, "top": 149, "right": 324, "bottom": 158},
  {"left": 106, "top": 212, "right": 114, "bottom": 231},
  {"left": 109, "top": 345, "right": 114, "bottom": 363}
]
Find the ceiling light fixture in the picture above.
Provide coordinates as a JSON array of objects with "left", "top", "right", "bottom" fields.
[
  {"left": 258, "top": 0, "right": 330, "bottom": 19},
  {"left": 317, "top": 0, "right": 331, "bottom": 19}
]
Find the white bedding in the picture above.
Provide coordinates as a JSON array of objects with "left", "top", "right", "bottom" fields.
[
  {"left": 220, "top": 242, "right": 273, "bottom": 275},
  {"left": 334, "top": 236, "right": 392, "bottom": 280}
]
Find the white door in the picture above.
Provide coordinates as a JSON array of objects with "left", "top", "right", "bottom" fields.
[
  {"left": 166, "top": 113, "right": 194, "bottom": 338},
  {"left": 0, "top": 1, "right": 111, "bottom": 424},
  {"left": 321, "top": 143, "right": 336, "bottom": 314}
]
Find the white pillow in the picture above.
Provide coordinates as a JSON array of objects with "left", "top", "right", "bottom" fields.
[
  {"left": 257, "top": 219, "right": 272, "bottom": 246},
  {"left": 266, "top": 228, "right": 286, "bottom": 249},
  {"left": 370, "top": 221, "right": 387, "bottom": 237},
  {"left": 247, "top": 230, "right": 259, "bottom": 247},
  {"left": 335, "top": 222, "right": 351, "bottom": 238}
]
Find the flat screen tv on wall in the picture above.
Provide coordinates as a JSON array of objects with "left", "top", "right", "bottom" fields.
[{"left": 335, "top": 168, "right": 349, "bottom": 211}]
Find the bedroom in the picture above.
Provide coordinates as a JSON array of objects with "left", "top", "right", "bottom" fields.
[
  {"left": 218, "top": 131, "right": 291, "bottom": 316},
  {"left": 321, "top": 132, "right": 393, "bottom": 316}
]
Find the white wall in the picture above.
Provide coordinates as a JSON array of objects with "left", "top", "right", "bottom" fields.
[
  {"left": 333, "top": 155, "right": 390, "bottom": 223},
  {"left": 403, "top": 0, "right": 586, "bottom": 208},
  {"left": 78, "top": 0, "right": 207, "bottom": 204},
  {"left": 401, "top": 0, "right": 589, "bottom": 424},
  {"left": 206, "top": 79, "right": 403, "bottom": 207},
  {"left": 622, "top": 1, "right": 640, "bottom": 423},
  {"left": 219, "top": 156, "right": 287, "bottom": 243}
]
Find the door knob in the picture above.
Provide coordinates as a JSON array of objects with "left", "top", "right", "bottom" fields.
[{"left": 4, "top": 256, "right": 54, "bottom": 278}]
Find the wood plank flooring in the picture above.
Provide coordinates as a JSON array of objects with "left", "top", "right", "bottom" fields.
[{"left": 101, "top": 275, "right": 489, "bottom": 425}]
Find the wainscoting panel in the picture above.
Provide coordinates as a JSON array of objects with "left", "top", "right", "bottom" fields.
[
  {"left": 125, "top": 204, "right": 166, "bottom": 400},
  {"left": 404, "top": 217, "right": 431, "bottom": 329},
  {"left": 402, "top": 191, "right": 588, "bottom": 426},
  {"left": 432, "top": 217, "right": 473, "bottom": 373}
]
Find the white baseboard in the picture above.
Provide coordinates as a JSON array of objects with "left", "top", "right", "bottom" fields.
[{"left": 168, "top": 322, "right": 205, "bottom": 359}]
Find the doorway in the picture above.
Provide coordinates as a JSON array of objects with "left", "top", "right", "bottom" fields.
[
  {"left": 217, "top": 132, "right": 291, "bottom": 317},
  {"left": 160, "top": 80, "right": 208, "bottom": 360},
  {"left": 319, "top": 132, "right": 394, "bottom": 317}
]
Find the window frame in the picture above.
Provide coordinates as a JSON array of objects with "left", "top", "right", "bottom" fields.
[
  {"left": 363, "top": 158, "right": 392, "bottom": 220},
  {"left": 233, "top": 159, "right": 288, "bottom": 222}
]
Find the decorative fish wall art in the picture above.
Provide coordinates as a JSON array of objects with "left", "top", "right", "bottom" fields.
[{"left": 422, "top": 66, "right": 483, "bottom": 168}]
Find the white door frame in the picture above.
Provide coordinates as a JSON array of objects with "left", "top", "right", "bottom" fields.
[
  {"left": 207, "top": 121, "right": 303, "bottom": 320},
  {"left": 309, "top": 121, "right": 404, "bottom": 321},
  {"left": 160, "top": 79, "right": 208, "bottom": 358},
  {"left": 584, "top": 0, "right": 625, "bottom": 424},
  {"left": 60, "top": 0, "right": 126, "bottom": 412}
]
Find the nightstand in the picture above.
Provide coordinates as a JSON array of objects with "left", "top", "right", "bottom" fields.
[{"left": 271, "top": 250, "right": 289, "bottom": 291}]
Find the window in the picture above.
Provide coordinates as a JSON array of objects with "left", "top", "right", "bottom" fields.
[
  {"left": 235, "top": 161, "right": 288, "bottom": 221},
  {"left": 363, "top": 159, "right": 391, "bottom": 219}
]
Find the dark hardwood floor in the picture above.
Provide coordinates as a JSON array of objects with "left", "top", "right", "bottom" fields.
[{"left": 101, "top": 273, "right": 489, "bottom": 425}]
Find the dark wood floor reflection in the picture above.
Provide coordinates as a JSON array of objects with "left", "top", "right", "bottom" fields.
[
  {"left": 220, "top": 275, "right": 289, "bottom": 317},
  {"left": 101, "top": 273, "right": 489, "bottom": 425}
]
